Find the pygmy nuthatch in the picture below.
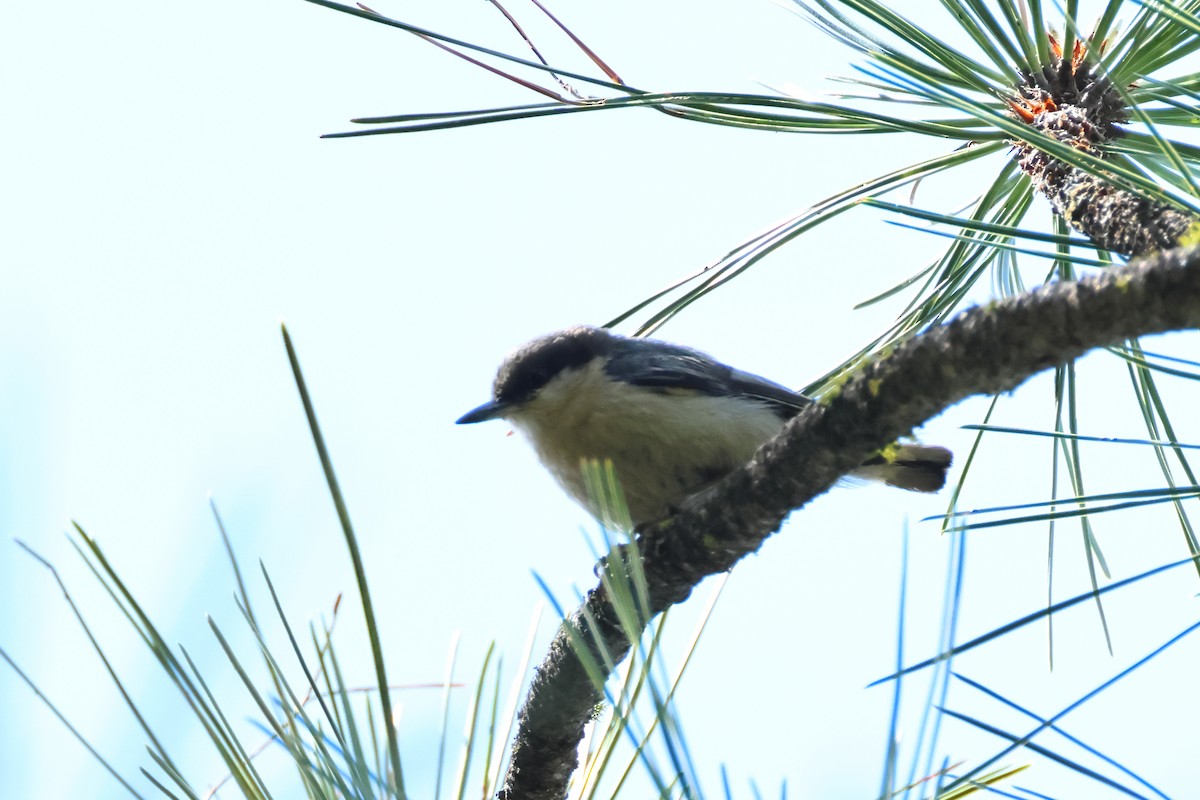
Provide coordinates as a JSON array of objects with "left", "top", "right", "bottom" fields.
[{"left": 458, "top": 326, "right": 951, "bottom": 527}]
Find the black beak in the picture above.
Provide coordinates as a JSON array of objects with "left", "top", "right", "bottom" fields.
[{"left": 456, "top": 399, "right": 513, "bottom": 425}]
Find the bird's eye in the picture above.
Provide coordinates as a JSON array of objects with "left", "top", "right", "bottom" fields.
[{"left": 522, "top": 368, "right": 552, "bottom": 395}]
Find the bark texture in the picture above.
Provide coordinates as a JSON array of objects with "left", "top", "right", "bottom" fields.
[{"left": 1012, "top": 53, "right": 1199, "bottom": 256}]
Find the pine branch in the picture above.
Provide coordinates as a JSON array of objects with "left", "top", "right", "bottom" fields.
[
  {"left": 499, "top": 241, "right": 1200, "bottom": 800},
  {"left": 1010, "top": 45, "right": 1200, "bottom": 255}
]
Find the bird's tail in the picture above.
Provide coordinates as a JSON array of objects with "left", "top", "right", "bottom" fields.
[{"left": 856, "top": 444, "right": 953, "bottom": 493}]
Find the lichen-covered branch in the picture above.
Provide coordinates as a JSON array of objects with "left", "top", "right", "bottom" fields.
[
  {"left": 499, "top": 242, "right": 1200, "bottom": 800},
  {"left": 1010, "top": 45, "right": 1200, "bottom": 255}
]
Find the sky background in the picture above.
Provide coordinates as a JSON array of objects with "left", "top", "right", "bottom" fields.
[{"left": 4, "top": 0, "right": 1200, "bottom": 798}]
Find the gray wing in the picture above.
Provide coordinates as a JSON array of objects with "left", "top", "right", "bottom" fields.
[
  {"left": 725, "top": 366, "right": 812, "bottom": 419},
  {"left": 603, "top": 339, "right": 811, "bottom": 421}
]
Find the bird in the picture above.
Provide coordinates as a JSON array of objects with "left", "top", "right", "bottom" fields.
[{"left": 457, "top": 325, "right": 951, "bottom": 528}]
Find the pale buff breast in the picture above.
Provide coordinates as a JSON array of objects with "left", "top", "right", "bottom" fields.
[{"left": 508, "top": 360, "right": 786, "bottom": 526}]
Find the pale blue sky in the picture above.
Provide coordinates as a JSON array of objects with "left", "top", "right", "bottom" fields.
[{"left": 4, "top": 1, "right": 1200, "bottom": 798}]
